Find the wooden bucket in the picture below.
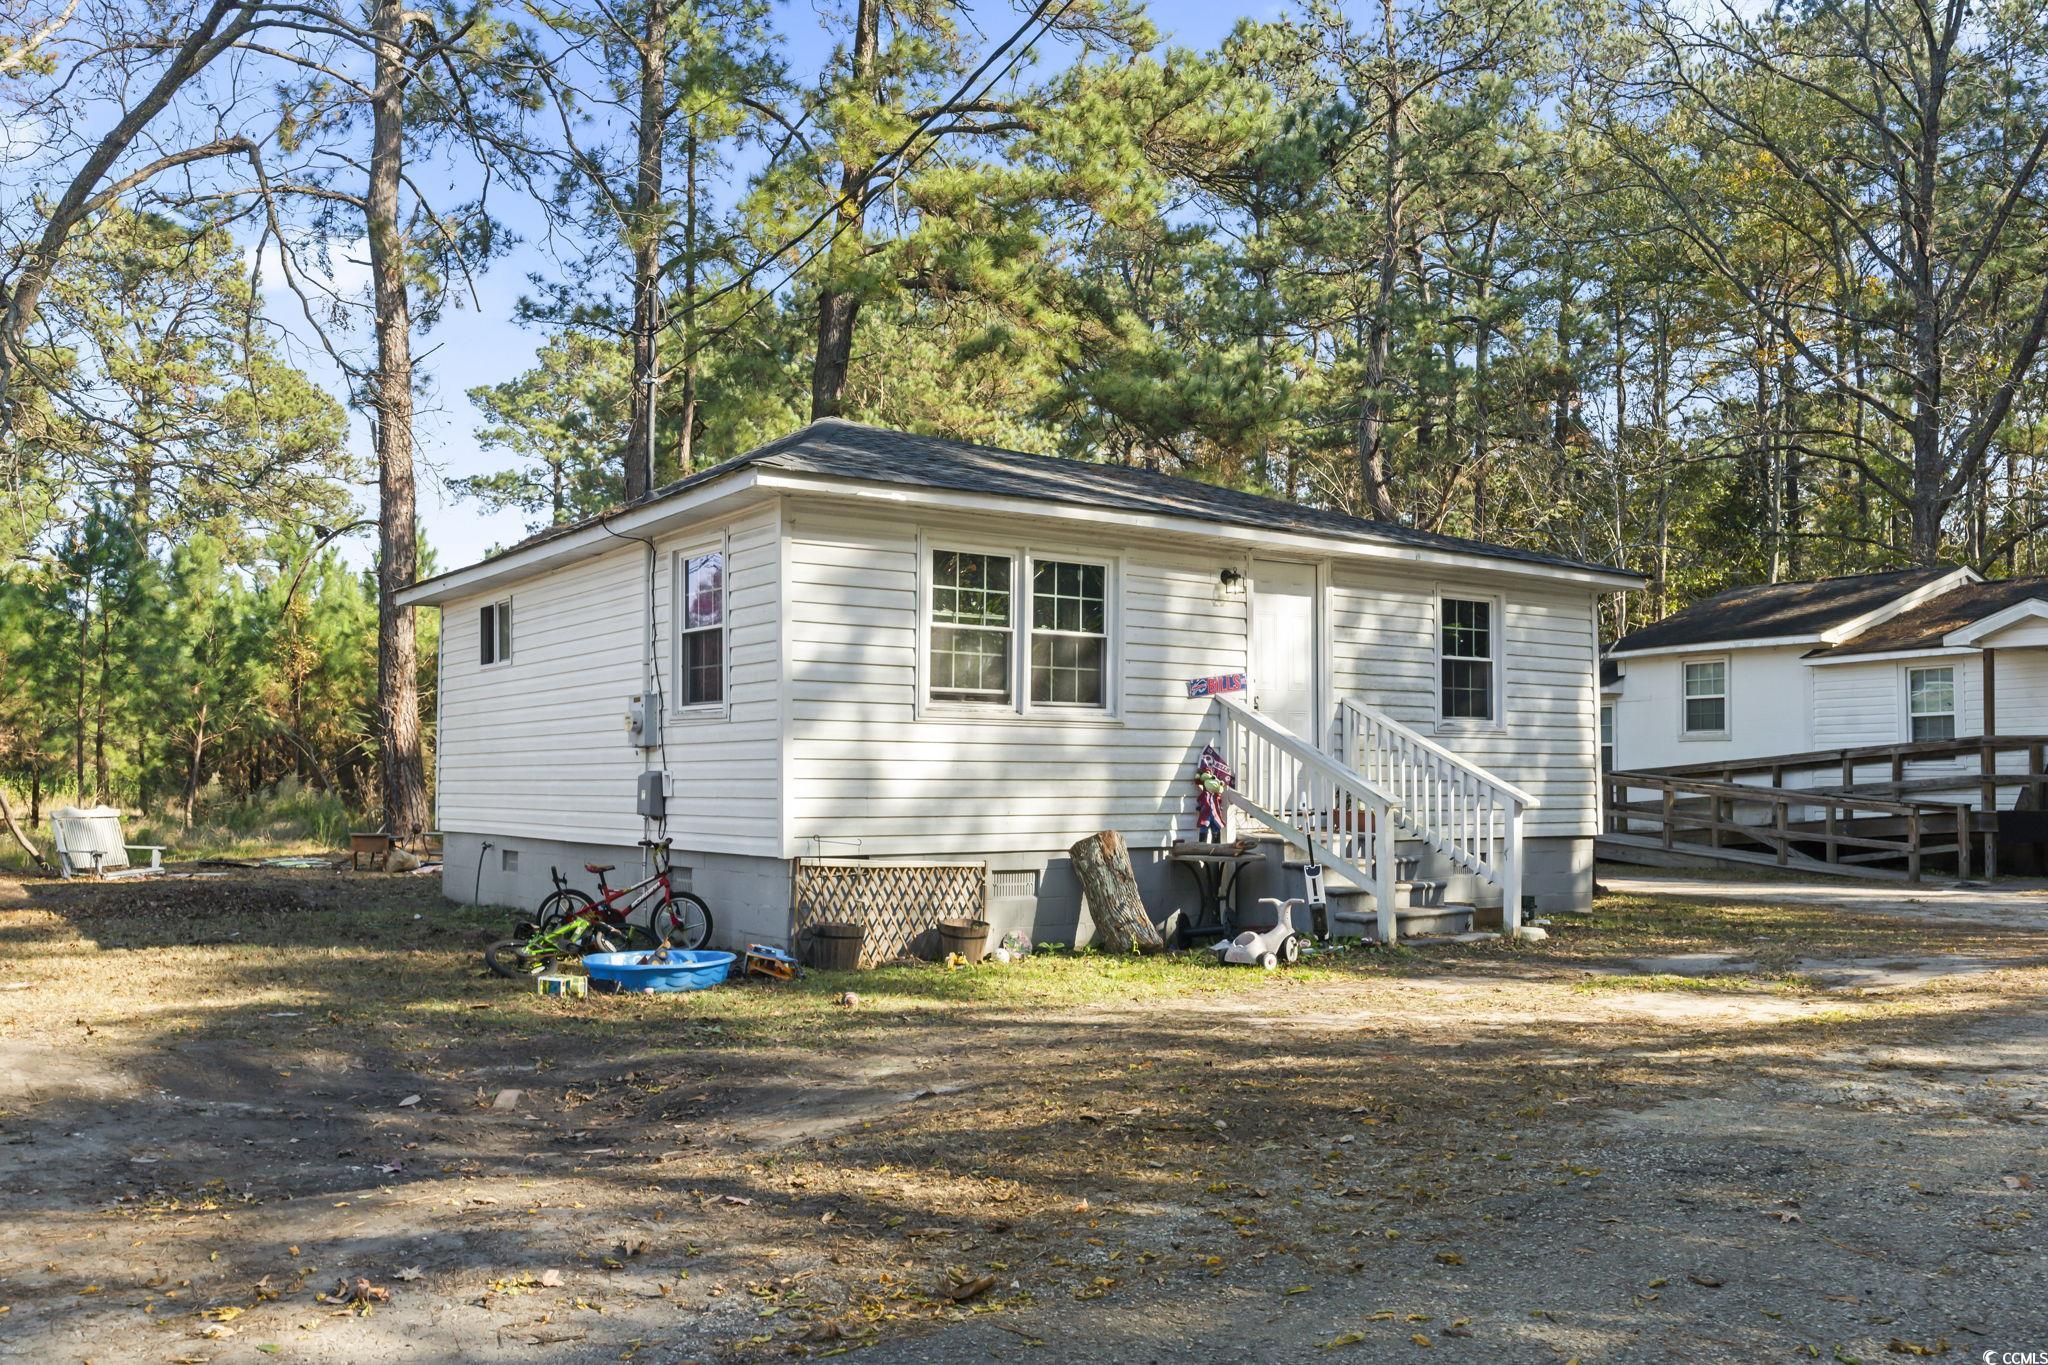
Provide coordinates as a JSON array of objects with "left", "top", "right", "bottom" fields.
[
  {"left": 803, "top": 921, "right": 865, "bottom": 972},
  {"left": 936, "top": 917, "right": 991, "bottom": 964}
]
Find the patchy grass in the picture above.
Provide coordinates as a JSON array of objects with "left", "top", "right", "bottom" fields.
[
  {"left": 1570, "top": 970, "right": 1825, "bottom": 995},
  {"left": 6, "top": 866, "right": 2048, "bottom": 1361}
]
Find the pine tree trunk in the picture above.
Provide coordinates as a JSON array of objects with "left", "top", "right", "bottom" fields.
[
  {"left": 368, "top": 0, "right": 428, "bottom": 839},
  {"left": 1069, "top": 830, "right": 1163, "bottom": 954},
  {"left": 1354, "top": 51, "right": 1402, "bottom": 524},
  {"left": 809, "top": 0, "right": 878, "bottom": 421},
  {"left": 622, "top": 0, "right": 668, "bottom": 500},
  {"left": 678, "top": 121, "right": 699, "bottom": 473},
  {"left": 0, "top": 786, "right": 50, "bottom": 875},
  {"left": 93, "top": 606, "right": 111, "bottom": 803},
  {"left": 74, "top": 590, "right": 88, "bottom": 800},
  {"left": 185, "top": 701, "right": 208, "bottom": 827}
]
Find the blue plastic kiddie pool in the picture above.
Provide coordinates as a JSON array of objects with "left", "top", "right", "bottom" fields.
[{"left": 581, "top": 949, "right": 734, "bottom": 993}]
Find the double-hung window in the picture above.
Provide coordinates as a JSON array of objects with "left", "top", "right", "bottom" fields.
[
  {"left": 1907, "top": 665, "right": 1955, "bottom": 742},
  {"left": 1682, "top": 659, "right": 1728, "bottom": 736},
  {"left": 930, "top": 550, "right": 1015, "bottom": 705},
  {"left": 1439, "top": 596, "right": 1497, "bottom": 723},
  {"left": 479, "top": 600, "right": 511, "bottom": 666},
  {"left": 1600, "top": 703, "right": 1615, "bottom": 771},
  {"left": 927, "top": 548, "right": 1113, "bottom": 713},
  {"left": 677, "top": 550, "right": 724, "bottom": 707},
  {"left": 1030, "top": 560, "right": 1107, "bottom": 706}
]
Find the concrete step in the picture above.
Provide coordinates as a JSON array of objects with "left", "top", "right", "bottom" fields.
[
  {"left": 1327, "top": 880, "right": 1447, "bottom": 912},
  {"left": 1329, "top": 901, "right": 1477, "bottom": 938}
]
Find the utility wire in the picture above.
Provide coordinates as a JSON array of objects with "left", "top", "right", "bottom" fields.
[{"left": 649, "top": 0, "right": 1075, "bottom": 385}]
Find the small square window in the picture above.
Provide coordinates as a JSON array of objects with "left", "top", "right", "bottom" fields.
[{"left": 480, "top": 600, "right": 512, "bottom": 666}]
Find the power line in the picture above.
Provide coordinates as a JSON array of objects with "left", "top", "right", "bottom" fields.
[{"left": 649, "top": 0, "right": 1075, "bottom": 384}]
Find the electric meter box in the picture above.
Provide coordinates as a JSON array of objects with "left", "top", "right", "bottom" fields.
[{"left": 625, "top": 692, "right": 662, "bottom": 749}]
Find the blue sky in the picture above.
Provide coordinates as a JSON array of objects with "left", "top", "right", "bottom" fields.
[{"left": 287, "top": 2, "right": 1250, "bottom": 573}]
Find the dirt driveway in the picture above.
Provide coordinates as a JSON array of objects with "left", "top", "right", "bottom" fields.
[{"left": 2, "top": 869, "right": 2046, "bottom": 1362}]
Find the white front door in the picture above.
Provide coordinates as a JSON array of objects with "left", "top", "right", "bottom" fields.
[{"left": 1250, "top": 559, "right": 1320, "bottom": 743}]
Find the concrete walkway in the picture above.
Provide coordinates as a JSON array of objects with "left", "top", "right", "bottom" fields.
[{"left": 1598, "top": 867, "right": 2048, "bottom": 932}]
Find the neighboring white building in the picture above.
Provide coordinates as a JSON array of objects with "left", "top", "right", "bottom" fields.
[
  {"left": 1605, "top": 566, "right": 2048, "bottom": 779},
  {"left": 400, "top": 419, "right": 1637, "bottom": 947}
]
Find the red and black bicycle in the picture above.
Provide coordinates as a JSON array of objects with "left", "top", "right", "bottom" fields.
[{"left": 484, "top": 838, "right": 714, "bottom": 977}]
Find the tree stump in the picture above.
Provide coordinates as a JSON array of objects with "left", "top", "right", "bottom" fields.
[{"left": 1070, "top": 829, "right": 1163, "bottom": 954}]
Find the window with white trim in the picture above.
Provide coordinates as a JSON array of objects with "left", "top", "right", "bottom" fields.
[
  {"left": 1029, "top": 559, "right": 1107, "bottom": 707},
  {"left": 479, "top": 599, "right": 511, "bottom": 666},
  {"left": 1682, "top": 658, "right": 1728, "bottom": 735},
  {"left": 1439, "top": 597, "right": 1496, "bottom": 722},
  {"left": 1907, "top": 665, "right": 1955, "bottom": 742},
  {"left": 929, "top": 550, "right": 1014, "bottom": 705},
  {"left": 1600, "top": 703, "right": 1614, "bottom": 771},
  {"left": 677, "top": 550, "right": 724, "bottom": 706}
]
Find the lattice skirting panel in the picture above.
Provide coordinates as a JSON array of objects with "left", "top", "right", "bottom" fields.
[{"left": 791, "top": 858, "right": 989, "bottom": 966}]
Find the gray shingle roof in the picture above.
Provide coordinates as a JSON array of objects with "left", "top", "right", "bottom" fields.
[
  {"left": 1806, "top": 575, "right": 2048, "bottom": 657},
  {"left": 473, "top": 418, "right": 1633, "bottom": 579},
  {"left": 1607, "top": 568, "right": 1956, "bottom": 654}
]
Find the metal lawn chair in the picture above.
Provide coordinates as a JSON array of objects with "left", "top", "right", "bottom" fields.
[{"left": 48, "top": 806, "right": 168, "bottom": 879}]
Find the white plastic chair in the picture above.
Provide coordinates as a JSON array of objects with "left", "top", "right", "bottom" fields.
[{"left": 48, "top": 806, "right": 167, "bottom": 879}]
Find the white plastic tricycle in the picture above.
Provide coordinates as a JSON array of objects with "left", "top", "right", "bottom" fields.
[
  {"left": 1212, "top": 902, "right": 1301, "bottom": 969},
  {"left": 1211, "top": 860, "right": 1326, "bottom": 969}
]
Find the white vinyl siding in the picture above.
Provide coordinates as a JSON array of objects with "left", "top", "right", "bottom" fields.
[
  {"left": 439, "top": 492, "right": 1604, "bottom": 862},
  {"left": 785, "top": 503, "right": 1234, "bottom": 857},
  {"left": 1812, "top": 656, "right": 1981, "bottom": 749},
  {"left": 1328, "top": 570, "right": 1599, "bottom": 839},
  {"left": 436, "top": 503, "right": 781, "bottom": 854}
]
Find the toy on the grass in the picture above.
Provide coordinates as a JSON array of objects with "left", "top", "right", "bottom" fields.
[
  {"left": 1213, "top": 899, "right": 1302, "bottom": 970},
  {"left": 744, "top": 942, "right": 801, "bottom": 982},
  {"left": 1192, "top": 743, "right": 1235, "bottom": 843}
]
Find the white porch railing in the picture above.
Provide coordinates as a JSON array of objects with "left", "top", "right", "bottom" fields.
[
  {"left": 1335, "top": 696, "right": 1535, "bottom": 931},
  {"left": 1216, "top": 696, "right": 1403, "bottom": 942}
]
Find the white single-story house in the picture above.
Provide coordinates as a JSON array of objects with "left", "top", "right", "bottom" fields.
[
  {"left": 1604, "top": 566, "right": 2048, "bottom": 779},
  {"left": 399, "top": 419, "right": 1638, "bottom": 948}
]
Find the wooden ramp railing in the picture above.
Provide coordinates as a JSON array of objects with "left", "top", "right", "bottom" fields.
[
  {"left": 1611, "top": 733, "right": 2048, "bottom": 878},
  {"left": 1601, "top": 770, "right": 1969, "bottom": 882}
]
